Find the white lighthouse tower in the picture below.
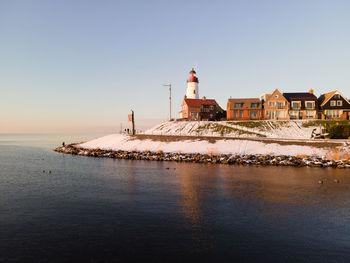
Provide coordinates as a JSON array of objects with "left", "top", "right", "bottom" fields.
[{"left": 186, "top": 68, "right": 199, "bottom": 99}]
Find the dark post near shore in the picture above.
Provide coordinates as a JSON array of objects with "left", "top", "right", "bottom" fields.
[{"left": 128, "top": 110, "right": 135, "bottom": 135}]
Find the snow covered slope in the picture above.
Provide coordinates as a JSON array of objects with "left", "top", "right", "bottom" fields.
[
  {"left": 78, "top": 134, "right": 330, "bottom": 157},
  {"left": 144, "top": 120, "right": 323, "bottom": 139}
]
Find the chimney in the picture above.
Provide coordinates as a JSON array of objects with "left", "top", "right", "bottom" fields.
[
  {"left": 202, "top": 96, "right": 206, "bottom": 100},
  {"left": 309, "top": 89, "right": 314, "bottom": 94}
]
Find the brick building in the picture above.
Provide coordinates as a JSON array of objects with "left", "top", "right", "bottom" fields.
[
  {"left": 262, "top": 89, "right": 290, "bottom": 120},
  {"left": 227, "top": 98, "right": 263, "bottom": 120},
  {"left": 179, "top": 97, "right": 221, "bottom": 121}
]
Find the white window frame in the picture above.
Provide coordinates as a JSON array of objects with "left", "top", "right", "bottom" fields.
[
  {"left": 292, "top": 101, "right": 301, "bottom": 110},
  {"left": 330, "top": 100, "right": 336, "bottom": 106},
  {"left": 305, "top": 101, "right": 314, "bottom": 110},
  {"left": 305, "top": 110, "right": 315, "bottom": 118},
  {"left": 337, "top": 100, "right": 343, "bottom": 106}
]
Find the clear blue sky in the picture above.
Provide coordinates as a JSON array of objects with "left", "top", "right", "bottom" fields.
[{"left": 1, "top": 0, "right": 350, "bottom": 133}]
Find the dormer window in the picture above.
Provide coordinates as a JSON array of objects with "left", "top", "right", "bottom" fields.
[
  {"left": 292, "top": 102, "right": 301, "bottom": 110},
  {"left": 305, "top": 101, "right": 314, "bottom": 109}
]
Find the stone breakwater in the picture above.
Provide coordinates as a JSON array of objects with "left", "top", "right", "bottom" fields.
[{"left": 54, "top": 144, "right": 350, "bottom": 169}]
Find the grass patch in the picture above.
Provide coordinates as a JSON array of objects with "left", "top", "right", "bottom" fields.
[
  {"left": 302, "top": 120, "right": 350, "bottom": 134},
  {"left": 196, "top": 123, "right": 266, "bottom": 137},
  {"left": 227, "top": 121, "right": 272, "bottom": 131}
]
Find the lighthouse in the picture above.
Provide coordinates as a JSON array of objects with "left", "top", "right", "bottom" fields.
[{"left": 186, "top": 68, "right": 199, "bottom": 99}]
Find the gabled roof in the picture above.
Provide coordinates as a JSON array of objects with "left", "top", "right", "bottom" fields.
[
  {"left": 319, "top": 90, "right": 345, "bottom": 106},
  {"left": 184, "top": 98, "right": 218, "bottom": 107},
  {"left": 265, "top": 89, "right": 288, "bottom": 102},
  {"left": 283, "top": 92, "right": 318, "bottom": 101}
]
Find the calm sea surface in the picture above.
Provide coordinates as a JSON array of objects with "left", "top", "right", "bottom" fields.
[{"left": 1, "top": 134, "right": 350, "bottom": 262}]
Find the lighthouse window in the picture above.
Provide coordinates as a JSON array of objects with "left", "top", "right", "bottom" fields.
[{"left": 193, "top": 90, "right": 196, "bottom": 94}]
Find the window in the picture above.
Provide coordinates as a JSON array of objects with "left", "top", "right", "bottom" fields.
[
  {"left": 234, "top": 103, "right": 242, "bottom": 108},
  {"left": 266, "top": 111, "right": 275, "bottom": 119},
  {"left": 209, "top": 105, "right": 214, "bottom": 110},
  {"left": 325, "top": 110, "right": 343, "bottom": 118},
  {"left": 250, "top": 111, "right": 258, "bottom": 119},
  {"left": 305, "top": 102, "right": 314, "bottom": 109},
  {"left": 202, "top": 106, "right": 209, "bottom": 112},
  {"left": 193, "top": 90, "right": 196, "bottom": 94},
  {"left": 305, "top": 111, "right": 315, "bottom": 118},
  {"left": 330, "top": 100, "right": 336, "bottom": 106},
  {"left": 190, "top": 112, "right": 198, "bottom": 119},
  {"left": 269, "top": 102, "right": 275, "bottom": 107},
  {"left": 290, "top": 111, "right": 298, "bottom": 119},
  {"left": 334, "top": 94, "right": 340, "bottom": 99},
  {"left": 234, "top": 110, "right": 238, "bottom": 118},
  {"left": 337, "top": 100, "right": 343, "bottom": 106},
  {"left": 239, "top": 111, "right": 243, "bottom": 118},
  {"left": 276, "top": 102, "right": 284, "bottom": 109},
  {"left": 275, "top": 95, "right": 279, "bottom": 98},
  {"left": 251, "top": 103, "right": 259, "bottom": 108},
  {"left": 292, "top": 102, "right": 300, "bottom": 110}
]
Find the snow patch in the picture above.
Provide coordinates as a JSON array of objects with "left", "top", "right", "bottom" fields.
[{"left": 78, "top": 134, "right": 327, "bottom": 157}]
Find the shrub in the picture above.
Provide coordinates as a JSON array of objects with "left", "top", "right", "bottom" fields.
[{"left": 328, "top": 124, "right": 350, "bottom": 139}]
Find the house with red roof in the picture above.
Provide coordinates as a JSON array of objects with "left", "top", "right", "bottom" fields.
[{"left": 179, "top": 96, "right": 221, "bottom": 121}]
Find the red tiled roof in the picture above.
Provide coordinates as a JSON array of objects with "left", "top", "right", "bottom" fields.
[{"left": 184, "top": 98, "right": 218, "bottom": 107}]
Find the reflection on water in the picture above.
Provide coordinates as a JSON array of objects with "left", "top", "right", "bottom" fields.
[
  {"left": 1, "top": 135, "right": 350, "bottom": 262},
  {"left": 0, "top": 133, "right": 104, "bottom": 149}
]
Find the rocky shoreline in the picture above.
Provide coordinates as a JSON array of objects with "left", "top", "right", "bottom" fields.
[{"left": 54, "top": 144, "right": 350, "bottom": 169}]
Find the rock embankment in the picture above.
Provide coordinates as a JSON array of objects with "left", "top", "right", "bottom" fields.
[{"left": 54, "top": 144, "right": 350, "bottom": 169}]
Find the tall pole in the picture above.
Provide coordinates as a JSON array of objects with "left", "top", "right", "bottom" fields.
[
  {"left": 163, "top": 84, "right": 172, "bottom": 120},
  {"left": 131, "top": 110, "right": 135, "bottom": 135}
]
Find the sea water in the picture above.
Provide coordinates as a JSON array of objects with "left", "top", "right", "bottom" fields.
[{"left": 0, "top": 134, "right": 350, "bottom": 262}]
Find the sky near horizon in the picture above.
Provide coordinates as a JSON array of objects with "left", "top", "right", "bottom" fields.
[{"left": 1, "top": 0, "right": 350, "bottom": 133}]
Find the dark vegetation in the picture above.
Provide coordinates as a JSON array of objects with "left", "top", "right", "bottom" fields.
[{"left": 328, "top": 125, "right": 350, "bottom": 139}]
